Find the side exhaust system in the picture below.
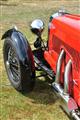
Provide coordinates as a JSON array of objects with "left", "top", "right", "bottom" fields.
[
  {"left": 52, "top": 49, "right": 80, "bottom": 120},
  {"left": 55, "top": 49, "right": 65, "bottom": 83},
  {"left": 64, "top": 59, "right": 72, "bottom": 94}
]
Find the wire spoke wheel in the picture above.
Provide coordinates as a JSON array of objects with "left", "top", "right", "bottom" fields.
[
  {"left": 6, "top": 47, "right": 20, "bottom": 82},
  {"left": 3, "top": 38, "right": 35, "bottom": 92}
]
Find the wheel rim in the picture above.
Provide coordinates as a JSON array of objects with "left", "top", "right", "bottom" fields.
[{"left": 6, "top": 47, "right": 20, "bottom": 83}]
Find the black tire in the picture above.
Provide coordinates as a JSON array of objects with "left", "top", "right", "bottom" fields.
[{"left": 3, "top": 38, "right": 35, "bottom": 93}]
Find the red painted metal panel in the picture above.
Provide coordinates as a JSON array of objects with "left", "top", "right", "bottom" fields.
[{"left": 47, "top": 14, "right": 80, "bottom": 106}]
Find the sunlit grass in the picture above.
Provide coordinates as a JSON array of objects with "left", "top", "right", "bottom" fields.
[{"left": 0, "top": 0, "right": 80, "bottom": 120}]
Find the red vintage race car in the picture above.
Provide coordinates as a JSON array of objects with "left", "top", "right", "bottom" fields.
[{"left": 2, "top": 10, "right": 80, "bottom": 119}]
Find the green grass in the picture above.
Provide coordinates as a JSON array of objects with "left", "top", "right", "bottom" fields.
[{"left": 0, "top": 0, "right": 80, "bottom": 120}]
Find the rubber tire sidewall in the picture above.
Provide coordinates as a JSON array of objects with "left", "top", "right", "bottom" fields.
[{"left": 3, "top": 38, "right": 35, "bottom": 92}]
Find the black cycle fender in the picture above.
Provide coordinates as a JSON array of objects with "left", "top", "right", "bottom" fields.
[{"left": 2, "top": 28, "right": 35, "bottom": 72}]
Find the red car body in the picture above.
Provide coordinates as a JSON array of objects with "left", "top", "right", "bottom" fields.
[{"left": 44, "top": 14, "right": 80, "bottom": 106}]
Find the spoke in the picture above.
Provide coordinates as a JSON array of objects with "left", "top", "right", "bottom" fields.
[
  {"left": 11, "top": 66, "right": 20, "bottom": 80},
  {"left": 9, "top": 60, "right": 19, "bottom": 68},
  {"left": 11, "top": 66, "right": 20, "bottom": 75},
  {"left": 7, "top": 47, "right": 20, "bottom": 82},
  {"left": 12, "top": 71, "right": 19, "bottom": 81},
  {"left": 8, "top": 47, "right": 15, "bottom": 60},
  {"left": 10, "top": 48, "right": 15, "bottom": 56}
]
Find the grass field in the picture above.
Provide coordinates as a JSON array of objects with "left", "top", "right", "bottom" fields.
[{"left": 0, "top": 0, "right": 80, "bottom": 120}]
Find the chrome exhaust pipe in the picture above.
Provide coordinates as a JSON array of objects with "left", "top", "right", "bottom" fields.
[
  {"left": 52, "top": 56, "right": 79, "bottom": 119},
  {"left": 64, "top": 59, "right": 72, "bottom": 94},
  {"left": 71, "top": 110, "right": 80, "bottom": 120},
  {"left": 55, "top": 49, "right": 65, "bottom": 83}
]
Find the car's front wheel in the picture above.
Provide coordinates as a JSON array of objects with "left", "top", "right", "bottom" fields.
[{"left": 3, "top": 38, "right": 35, "bottom": 93}]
